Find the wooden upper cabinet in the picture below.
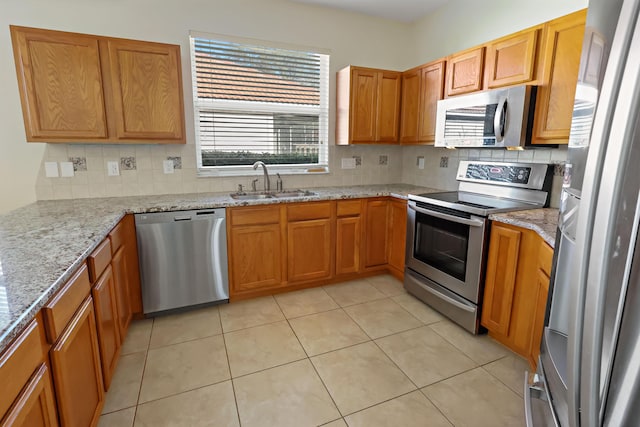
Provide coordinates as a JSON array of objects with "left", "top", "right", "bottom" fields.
[
  {"left": 10, "top": 26, "right": 108, "bottom": 141},
  {"left": 445, "top": 47, "right": 485, "bottom": 96},
  {"left": 10, "top": 26, "right": 186, "bottom": 144},
  {"left": 400, "top": 60, "right": 445, "bottom": 145},
  {"left": 485, "top": 27, "right": 541, "bottom": 88},
  {"left": 376, "top": 71, "right": 401, "bottom": 142},
  {"left": 106, "top": 39, "right": 185, "bottom": 141},
  {"left": 532, "top": 9, "right": 587, "bottom": 145},
  {"left": 336, "top": 66, "right": 401, "bottom": 145}
]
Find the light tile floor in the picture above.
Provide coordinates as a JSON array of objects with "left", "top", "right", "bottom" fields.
[{"left": 98, "top": 275, "right": 528, "bottom": 427}]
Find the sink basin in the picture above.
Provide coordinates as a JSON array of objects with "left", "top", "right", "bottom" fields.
[
  {"left": 229, "top": 190, "right": 317, "bottom": 200},
  {"left": 230, "top": 193, "right": 274, "bottom": 200},
  {"left": 272, "top": 190, "right": 317, "bottom": 198}
]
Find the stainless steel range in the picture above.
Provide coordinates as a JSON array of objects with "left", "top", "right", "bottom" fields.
[{"left": 404, "top": 161, "right": 553, "bottom": 333}]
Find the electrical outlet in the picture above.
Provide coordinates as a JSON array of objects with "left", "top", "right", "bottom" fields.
[
  {"left": 60, "top": 162, "right": 75, "bottom": 177},
  {"left": 341, "top": 158, "right": 356, "bottom": 169},
  {"left": 417, "top": 156, "right": 425, "bottom": 170},
  {"left": 107, "top": 161, "right": 120, "bottom": 176},
  {"left": 163, "top": 159, "right": 175, "bottom": 174},
  {"left": 44, "top": 162, "right": 59, "bottom": 178}
]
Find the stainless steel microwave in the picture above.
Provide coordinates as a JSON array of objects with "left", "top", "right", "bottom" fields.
[{"left": 434, "top": 85, "right": 536, "bottom": 149}]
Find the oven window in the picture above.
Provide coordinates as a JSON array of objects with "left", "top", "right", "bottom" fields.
[{"left": 414, "top": 212, "right": 469, "bottom": 281}]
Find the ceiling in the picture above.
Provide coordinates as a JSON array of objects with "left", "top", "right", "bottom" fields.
[{"left": 289, "top": 0, "right": 451, "bottom": 23}]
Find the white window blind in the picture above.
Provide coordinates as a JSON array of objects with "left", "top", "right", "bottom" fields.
[{"left": 189, "top": 34, "right": 329, "bottom": 175}]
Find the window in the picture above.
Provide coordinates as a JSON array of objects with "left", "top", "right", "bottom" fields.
[{"left": 189, "top": 33, "right": 330, "bottom": 176}]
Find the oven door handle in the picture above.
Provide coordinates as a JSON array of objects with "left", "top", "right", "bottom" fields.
[{"left": 408, "top": 203, "right": 485, "bottom": 227}]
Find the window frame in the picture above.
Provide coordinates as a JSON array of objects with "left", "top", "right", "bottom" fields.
[{"left": 189, "top": 32, "right": 330, "bottom": 177}]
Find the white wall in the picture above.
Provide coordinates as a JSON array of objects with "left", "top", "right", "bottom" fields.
[
  {"left": 0, "top": 0, "right": 413, "bottom": 212},
  {"left": 410, "top": 0, "right": 588, "bottom": 65}
]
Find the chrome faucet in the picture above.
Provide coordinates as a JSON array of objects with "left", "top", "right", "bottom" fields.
[{"left": 252, "top": 161, "right": 270, "bottom": 192}]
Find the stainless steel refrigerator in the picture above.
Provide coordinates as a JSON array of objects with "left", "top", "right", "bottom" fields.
[{"left": 525, "top": 0, "right": 640, "bottom": 425}]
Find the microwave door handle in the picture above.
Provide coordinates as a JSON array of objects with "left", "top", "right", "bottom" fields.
[
  {"left": 494, "top": 97, "right": 507, "bottom": 143},
  {"left": 408, "top": 203, "right": 485, "bottom": 227}
]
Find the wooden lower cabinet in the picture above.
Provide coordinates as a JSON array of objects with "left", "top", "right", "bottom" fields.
[
  {"left": 482, "top": 222, "right": 552, "bottom": 367},
  {"left": 229, "top": 223, "right": 283, "bottom": 295},
  {"left": 111, "top": 246, "right": 132, "bottom": 340},
  {"left": 91, "top": 265, "right": 121, "bottom": 390},
  {"left": 363, "top": 199, "right": 390, "bottom": 268},
  {"left": 1, "top": 364, "right": 58, "bottom": 427},
  {"left": 387, "top": 199, "right": 407, "bottom": 278},
  {"left": 287, "top": 219, "right": 332, "bottom": 282},
  {"left": 50, "top": 297, "right": 104, "bottom": 427},
  {"left": 336, "top": 216, "right": 361, "bottom": 275}
]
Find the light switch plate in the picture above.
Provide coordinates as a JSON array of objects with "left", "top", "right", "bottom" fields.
[
  {"left": 44, "top": 162, "right": 59, "bottom": 178},
  {"left": 60, "top": 161, "right": 75, "bottom": 177},
  {"left": 163, "top": 159, "right": 175, "bottom": 174},
  {"left": 341, "top": 158, "right": 356, "bottom": 169},
  {"left": 417, "top": 156, "right": 425, "bottom": 170},
  {"left": 107, "top": 161, "right": 120, "bottom": 176}
]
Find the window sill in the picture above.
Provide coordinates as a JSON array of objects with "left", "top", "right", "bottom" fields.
[{"left": 197, "top": 165, "right": 329, "bottom": 178}]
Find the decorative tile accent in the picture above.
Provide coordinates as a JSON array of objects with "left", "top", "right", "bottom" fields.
[
  {"left": 120, "top": 157, "right": 137, "bottom": 171},
  {"left": 379, "top": 155, "right": 388, "bottom": 166},
  {"left": 167, "top": 156, "right": 182, "bottom": 170},
  {"left": 553, "top": 163, "right": 565, "bottom": 177},
  {"left": 69, "top": 157, "right": 87, "bottom": 172},
  {"left": 439, "top": 156, "right": 449, "bottom": 168}
]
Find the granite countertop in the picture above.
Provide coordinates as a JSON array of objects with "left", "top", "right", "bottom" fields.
[
  {"left": 0, "top": 184, "right": 440, "bottom": 353},
  {"left": 489, "top": 208, "right": 559, "bottom": 247}
]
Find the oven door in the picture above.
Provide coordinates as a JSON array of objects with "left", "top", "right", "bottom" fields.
[{"left": 406, "top": 200, "right": 488, "bottom": 303}]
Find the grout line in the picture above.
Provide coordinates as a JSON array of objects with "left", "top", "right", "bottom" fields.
[
  {"left": 133, "top": 317, "right": 153, "bottom": 423},
  {"left": 419, "top": 389, "right": 456, "bottom": 427},
  {"left": 221, "top": 331, "right": 243, "bottom": 426}
]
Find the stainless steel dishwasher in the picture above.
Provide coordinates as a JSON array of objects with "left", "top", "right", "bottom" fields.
[{"left": 135, "top": 209, "right": 229, "bottom": 315}]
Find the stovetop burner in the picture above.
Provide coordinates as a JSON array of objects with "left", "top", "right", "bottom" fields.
[{"left": 409, "top": 190, "right": 543, "bottom": 217}]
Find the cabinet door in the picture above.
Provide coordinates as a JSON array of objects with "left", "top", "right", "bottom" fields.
[
  {"left": 399, "top": 69, "right": 420, "bottom": 143},
  {"left": 112, "top": 246, "right": 132, "bottom": 341},
  {"left": 532, "top": 10, "right": 586, "bottom": 144},
  {"left": 1, "top": 364, "right": 58, "bottom": 427},
  {"left": 363, "top": 200, "right": 390, "bottom": 268},
  {"left": 92, "top": 265, "right": 121, "bottom": 390},
  {"left": 481, "top": 225, "right": 521, "bottom": 335},
  {"left": 418, "top": 61, "right": 445, "bottom": 142},
  {"left": 288, "top": 219, "right": 332, "bottom": 282},
  {"left": 106, "top": 39, "right": 185, "bottom": 142},
  {"left": 387, "top": 200, "right": 407, "bottom": 275},
  {"left": 375, "top": 71, "right": 401, "bottom": 142},
  {"left": 485, "top": 28, "right": 540, "bottom": 88},
  {"left": 336, "top": 216, "right": 361, "bottom": 276},
  {"left": 10, "top": 26, "right": 108, "bottom": 141},
  {"left": 50, "top": 298, "right": 104, "bottom": 427},
  {"left": 229, "top": 224, "right": 283, "bottom": 295},
  {"left": 350, "top": 68, "right": 378, "bottom": 142},
  {"left": 445, "top": 47, "right": 485, "bottom": 96},
  {"left": 123, "top": 215, "right": 143, "bottom": 315},
  {"left": 529, "top": 269, "right": 550, "bottom": 367}
]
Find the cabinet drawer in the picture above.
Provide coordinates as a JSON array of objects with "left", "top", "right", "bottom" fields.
[
  {"left": 336, "top": 200, "right": 361, "bottom": 217},
  {"left": 230, "top": 206, "right": 280, "bottom": 226},
  {"left": 287, "top": 202, "right": 331, "bottom": 221},
  {"left": 88, "top": 239, "right": 112, "bottom": 282},
  {"left": 42, "top": 264, "right": 91, "bottom": 344},
  {"left": 108, "top": 218, "right": 126, "bottom": 254},
  {"left": 0, "top": 316, "right": 47, "bottom": 418},
  {"left": 538, "top": 241, "right": 554, "bottom": 277}
]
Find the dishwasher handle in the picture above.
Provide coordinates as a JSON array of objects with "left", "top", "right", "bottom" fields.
[{"left": 210, "top": 216, "right": 229, "bottom": 298}]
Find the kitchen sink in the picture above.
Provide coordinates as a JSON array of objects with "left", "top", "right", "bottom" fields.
[
  {"left": 229, "top": 190, "right": 317, "bottom": 200},
  {"left": 271, "top": 190, "right": 317, "bottom": 198}
]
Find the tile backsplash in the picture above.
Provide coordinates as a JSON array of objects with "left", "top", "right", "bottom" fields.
[
  {"left": 35, "top": 144, "right": 404, "bottom": 200},
  {"left": 36, "top": 143, "right": 566, "bottom": 208}
]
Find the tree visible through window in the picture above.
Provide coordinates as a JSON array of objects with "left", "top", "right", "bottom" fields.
[{"left": 190, "top": 35, "right": 329, "bottom": 173}]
